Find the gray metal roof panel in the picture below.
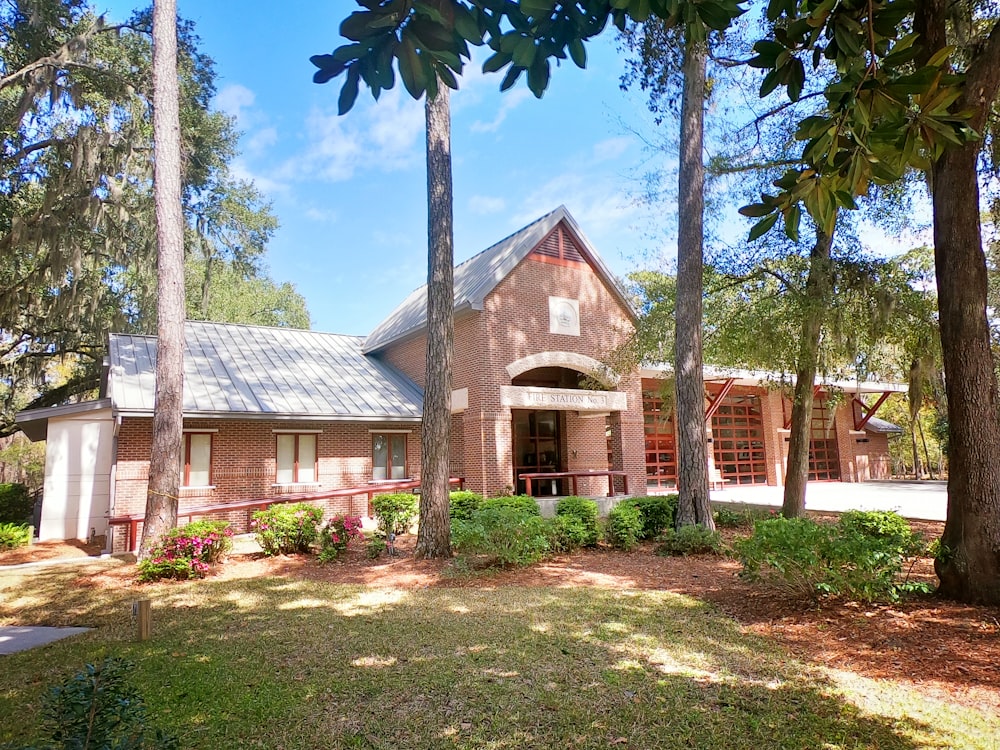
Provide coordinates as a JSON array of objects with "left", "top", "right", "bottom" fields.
[
  {"left": 108, "top": 322, "right": 423, "bottom": 419},
  {"left": 363, "top": 206, "right": 636, "bottom": 353},
  {"left": 864, "top": 416, "right": 904, "bottom": 434}
]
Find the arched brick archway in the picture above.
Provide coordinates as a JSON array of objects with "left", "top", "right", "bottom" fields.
[{"left": 504, "top": 351, "right": 619, "bottom": 388}]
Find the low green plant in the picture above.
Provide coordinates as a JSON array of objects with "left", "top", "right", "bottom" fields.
[
  {"left": 318, "top": 515, "right": 364, "bottom": 563},
  {"left": 365, "top": 536, "right": 387, "bottom": 559},
  {"left": 605, "top": 502, "right": 643, "bottom": 551},
  {"left": 0, "top": 483, "right": 32, "bottom": 524},
  {"left": 371, "top": 493, "right": 418, "bottom": 535},
  {"left": 137, "top": 520, "right": 233, "bottom": 582},
  {"left": 632, "top": 494, "right": 677, "bottom": 539},
  {"left": 713, "top": 505, "right": 759, "bottom": 529},
  {"left": 0, "top": 522, "right": 31, "bottom": 551},
  {"left": 656, "top": 524, "right": 723, "bottom": 556},
  {"left": 481, "top": 494, "right": 541, "bottom": 516},
  {"left": 736, "top": 515, "right": 928, "bottom": 602},
  {"left": 449, "top": 490, "right": 485, "bottom": 521},
  {"left": 554, "top": 496, "right": 599, "bottom": 546},
  {"left": 250, "top": 503, "right": 323, "bottom": 556},
  {"left": 15, "top": 657, "right": 178, "bottom": 750},
  {"left": 451, "top": 506, "right": 550, "bottom": 569}
]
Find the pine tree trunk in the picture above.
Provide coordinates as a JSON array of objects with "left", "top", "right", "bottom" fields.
[
  {"left": 674, "top": 40, "right": 713, "bottom": 529},
  {"left": 414, "top": 83, "right": 453, "bottom": 559},
  {"left": 931, "top": 142, "right": 1000, "bottom": 603},
  {"left": 139, "top": 0, "right": 185, "bottom": 559},
  {"left": 782, "top": 230, "right": 833, "bottom": 518}
]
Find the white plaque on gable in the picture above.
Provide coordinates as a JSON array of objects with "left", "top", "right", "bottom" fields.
[
  {"left": 549, "top": 296, "right": 580, "bottom": 336},
  {"left": 500, "top": 385, "right": 627, "bottom": 412}
]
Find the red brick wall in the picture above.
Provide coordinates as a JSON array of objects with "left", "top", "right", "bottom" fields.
[
  {"left": 375, "top": 224, "right": 645, "bottom": 499},
  {"left": 111, "top": 417, "right": 421, "bottom": 551}
]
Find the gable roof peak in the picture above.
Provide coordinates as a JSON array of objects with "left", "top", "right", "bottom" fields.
[{"left": 363, "top": 206, "right": 634, "bottom": 353}]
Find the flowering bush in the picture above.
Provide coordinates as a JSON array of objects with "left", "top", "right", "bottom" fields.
[
  {"left": 250, "top": 503, "right": 323, "bottom": 555},
  {"left": 137, "top": 520, "right": 233, "bottom": 582},
  {"left": 318, "top": 515, "right": 365, "bottom": 563}
]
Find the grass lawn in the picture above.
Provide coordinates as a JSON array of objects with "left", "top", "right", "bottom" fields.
[{"left": 0, "top": 559, "right": 995, "bottom": 749}]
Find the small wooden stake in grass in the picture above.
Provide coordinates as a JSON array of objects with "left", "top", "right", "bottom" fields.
[{"left": 135, "top": 599, "right": 152, "bottom": 641}]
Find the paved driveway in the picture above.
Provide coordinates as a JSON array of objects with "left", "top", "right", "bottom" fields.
[{"left": 712, "top": 480, "right": 948, "bottom": 521}]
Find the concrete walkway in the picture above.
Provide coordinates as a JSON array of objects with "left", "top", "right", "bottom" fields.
[
  {"left": 712, "top": 480, "right": 948, "bottom": 521},
  {"left": 0, "top": 626, "right": 90, "bottom": 655}
]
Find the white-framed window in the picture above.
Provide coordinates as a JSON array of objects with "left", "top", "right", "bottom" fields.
[
  {"left": 372, "top": 433, "right": 406, "bottom": 480},
  {"left": 181, "top": 432, "right": 213, "bottom": 487},
  {"left": 276, "top": 433, "right": 317, "bottom": 483}
]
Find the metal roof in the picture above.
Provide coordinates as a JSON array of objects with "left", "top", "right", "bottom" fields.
[
  {"left": 107, "top": 321, "right": 423, "bottom": 420},
  {"left": 640, "top": 364, "right": 908, "bottom": 395},
  {"left": 864, "top": 416, "right": 904, "bottom": 434},
  {"left": 363, "top": 205, "right": 637, "bottom": 353}
]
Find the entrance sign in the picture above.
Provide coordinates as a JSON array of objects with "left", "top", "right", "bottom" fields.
[{"left": 500, "top": 385, "right": 627, "bottom": 412}]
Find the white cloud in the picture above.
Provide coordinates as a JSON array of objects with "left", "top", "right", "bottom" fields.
[
  {"left": 304, "top": 206, "right": 338, "bottom": 223},
  {"left": 285, "top": 89, "right": 425, "bottom": 183},
  {"left": 592, "top": 137, "right": 632, "bottom": 163},
  {"left": 245, "top": 127, "right": 278, "bottom": 155},
  {"left": 470, "top": 89, "right": 531, "bottom": 133},
  {"left": 469, "top": 195, "right": 506, "bottom": 214},
  {"left": 229, "top": 159, "right": 289, "bottom": 196},
  {"left": 514, "top": 172, "right": 639, "bottom": 237},
  {"left": 215, "top": 84, "right": 256, "bottom": 126}
]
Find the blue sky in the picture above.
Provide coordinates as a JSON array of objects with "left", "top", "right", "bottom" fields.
[{"left": 98, "top": 0, "right": 678, "bottom": 334}]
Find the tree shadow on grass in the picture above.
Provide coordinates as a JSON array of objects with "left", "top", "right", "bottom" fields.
[{"left": 0, "top": 574, "right": 956, "bottom": 749}]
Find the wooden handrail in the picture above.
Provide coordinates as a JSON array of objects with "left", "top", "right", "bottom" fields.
[{"left": 108, "top": 477, "right": 464, "bottom": 552}]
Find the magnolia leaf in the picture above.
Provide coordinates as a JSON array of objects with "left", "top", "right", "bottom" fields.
[
  {"left": 738, "top": 203, "right": 773, "bottom": 218},
  {"left": 482, "top": 50, "right": 512, "bottom": 73},
  {"left": 310, "top": 55, "right": 346, "bottom": 84},
  {"left": 783, "top": 204, "right": 801, "bottom": 242},
  {"left": 568, "top": 38, "right": 587, "bottom": 68},
  {"left": 749, "top": 212, "right": 779, "bottom": 242},
  {"left": 338, "top": 66, "right": 361, "bottom": 115},
  {"left": 500, "top": 64, "right": 524, "bottom": 92}
]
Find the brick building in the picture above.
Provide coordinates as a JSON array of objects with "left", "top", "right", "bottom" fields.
[{"left": 16, "top": 207, "right": 903, "bottom": 547}]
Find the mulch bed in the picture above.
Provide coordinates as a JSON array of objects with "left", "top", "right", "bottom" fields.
[{"left": 4, "top": 518, "right": 998, "bottom": 714}]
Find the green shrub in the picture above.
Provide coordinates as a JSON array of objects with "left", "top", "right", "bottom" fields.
[
  {"left": 0, "top": 483, "right": 32, "bottom": 524},
  {"left": 451, "top": 507, "right": 550, "bottom": 568},
  {"left": 544, "top": 514, "right": 589, "bottom": 553},
  {"left": 250, "top": 503, "right": 323, "bottom": 555},
  {"left": 554, "top": 496, "right": 599, "bottom": 546},
  {"left": 137, "top": 520, "right": 233, "bottom": 582},
  {"left": 365, "top": 536, "right": 387, "bottom": 559},
  {"left": 371, "top": 493, "right": 419, "bottom": 535},
  {"left": 318, "top": 515, "right": 365, "bottom": 563},
  {"left": 656, "top": 524, "right": 723, "bottom": 556},
  {"left": 632, "top": 494, "right": 677, "bottom": 540},
  {"left": 15, "top": 657, "right": 177, "bottom": 750},
  {"left": 481, "top": 494, "right": 541, "bottom": 516},
  {"left": 0, "top": 522, "right": 31, "bottom": 551},
  {"left": 838, "top": 510, "right": 922, "bottom": 555},
  {"left": 449, "top": 490, "right": 485, "bottom": 521},
  {"left": 713, "top": 505, "right": 763, "bottom": 529},
  {"left": 605, "top": 502, "right": 644, "bottom": 550},
  {"left": 735, "top": 516, "right": 927, "bottom": 602}
]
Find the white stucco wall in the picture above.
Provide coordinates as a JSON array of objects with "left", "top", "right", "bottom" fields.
[{"left": 40, "top": 409, "right": 114, "bottom": 542}]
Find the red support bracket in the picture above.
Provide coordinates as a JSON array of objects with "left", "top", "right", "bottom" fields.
[
  {"left": 853, "top": 391, "right": 893, "bottom": 431},
  {"left": 705, "top": 378, "right": 737, "bottom": 422}
]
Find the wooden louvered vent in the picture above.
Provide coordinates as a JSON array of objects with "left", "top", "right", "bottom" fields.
[{"left": 531, "top": 226, "right": 586, "bottom": 265}]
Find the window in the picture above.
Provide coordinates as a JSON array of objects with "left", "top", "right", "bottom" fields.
[
  {"left": 181, "top": 432, "right": 212, "bottom": 487},
  {"left": 372, "top": 433, "right": 406, "bottom": 480},
  {"left": 276, "top": 433, "right": 317, "bottom": 483}
]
